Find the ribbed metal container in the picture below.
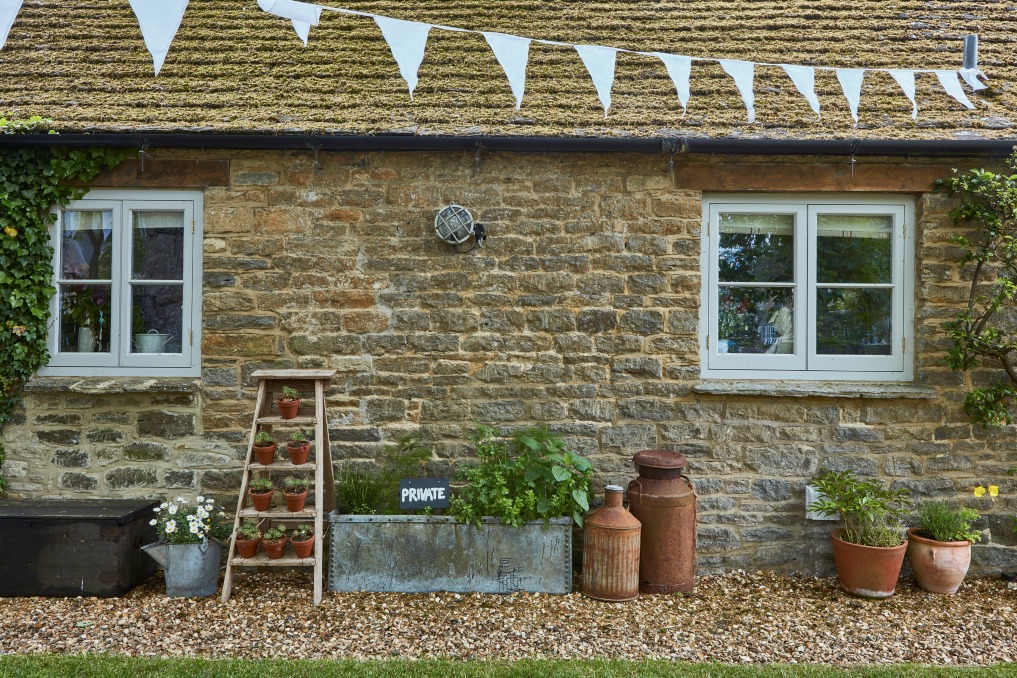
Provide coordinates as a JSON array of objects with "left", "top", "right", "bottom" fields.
[{"left": 582, "top": 485, "right": 641, "bottom": 602}]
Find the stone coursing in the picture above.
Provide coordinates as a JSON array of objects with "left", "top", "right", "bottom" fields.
[{"left": 2, "top": 149, "right": 1015, "bottom": 575}]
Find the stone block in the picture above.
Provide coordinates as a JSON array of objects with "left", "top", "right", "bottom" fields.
[
  {"left": 86, "top": 430, "right": 124, "bottom": 444},
  {"left": 199, "top": 469, "right": 245, "bottom": 491},
  {"left": 697, "top": 526, "right": 740, "bottom": 551},
  {"left": 34, "top": 413, "right": 82, "bottom": 425},
  {"left": 819, "top": 456, "right": 879, "bottom": 476},
  {"left": 833, "top": 426, "right": 884, "bottom": 443},
  {"left": 58, "top": 472, "right": 99, "bottom": 492},
  {"left": 472, "top": 401, "right": 525, "bottom": 422},
  {"left": 203, "top": 333, "right": 277, "bottom": 357},
  {"left": 618, "top": 398, "right": 676, "bottom": 420},
  {"left": 364, "top": 398, "right": 406, "bottom": 423},
  {"left": 138, "top": 412, "right": 196, "bottom": 439},
  {"left": 745, "top": 446, "right": 819, "bottom": 477},
  {"left": 123, "top": 442, "right": 170, "bottom": 462},
  {"left": 577, "top": 309, "right": 617, "bottom": 333},
  {"left": 105, "top": 467, "right": 158, "bottom": 489},
  {"left": 165, "top": 470, "right": 196, "bottom": 488},
  {"left": 37, "top": 430, "right": 80, "bottom": 445},
  {"left": 611, "top": 357, "right": 662, "bottom": 378},
  {"left": 51, "top": 449, "right": 89, "bottom": 468},
  {"left": 751, "top": 479, "right": 794, "bottom": 501},
  {"left": 618, "top": 310, "right": 664, "bottom": 335}
]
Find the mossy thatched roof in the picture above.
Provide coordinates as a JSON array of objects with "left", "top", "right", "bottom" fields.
[{"left": 0, "top": 1, "right": 1013, "bottom": 140}]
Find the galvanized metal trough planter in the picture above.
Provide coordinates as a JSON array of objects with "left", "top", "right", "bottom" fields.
[{"left": 328, "top": 512, "right": 572, "bottom": 594}]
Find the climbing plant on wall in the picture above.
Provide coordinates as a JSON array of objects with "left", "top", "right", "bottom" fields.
[{"left": 0, "top": 116, "right": 127, "bottom": 493}]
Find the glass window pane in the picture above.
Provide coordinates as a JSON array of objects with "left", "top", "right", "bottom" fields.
[
  {"left": 816, "top": 288, "right": 893, "bottom": 355},
  {"left": 61, "top": 211, "right": 113, "bottom": 280},
  {"left": 718, "top": 213, "right": 794, "bottom": 283},
  {"left": 817, "top": 214, "right": 892, "bottom": 284},
  {"left": 133, "top": 211, "right": 185, "bottom": 281},
  {"left": 58, "top": 284, "right": 112, "bottom": 353},
  {"left": 131, "top": 285, "right": 184, "bottom": 354},
  {"left": 718, "top": 287, "right": 794, "bottom": 354}
]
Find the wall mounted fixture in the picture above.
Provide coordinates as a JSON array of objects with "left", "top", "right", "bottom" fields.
[{"left": 434, "top": 204, "right": 486, "bottom": 252}]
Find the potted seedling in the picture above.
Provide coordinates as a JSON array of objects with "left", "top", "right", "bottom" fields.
[
  {"left": 277, "top": 386, "right": 300, "bottom": 419},
  {"left": 248, "top": 478, "right": 274, "bottom": 512},
  {"left": 234, "top": 522, "right": 261, "bottom": 559},
  {"left": 252, "top": 431, "right": 276, "bottom": 466},
  {"left": 284, "top": 476, "right": 310, "bottom": 512},
  {"left": 261, "top": 524, "right": 287, "bottom": 560},
  {"left": 291, "top": 523, "right": 315, "bottom": 558},
  {"left": 287, "top": 429, "right": 311, "bottom": 465}
]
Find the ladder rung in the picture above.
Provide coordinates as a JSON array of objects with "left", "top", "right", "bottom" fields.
[
  {"left": 249, "top": 461, "right": 317, "bottom": 471},
  {"left": 256, "top": 415, "right": 318, "bottom": 425},
  {"left": 239, "top": 508, "right": 318, "bottom": 519},
  {"left": 231, "top": 555, "right": 316, "bottom": 567}
]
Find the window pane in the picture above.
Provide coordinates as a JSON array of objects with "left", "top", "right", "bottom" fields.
[
  {"left": 718, "top": 213, "right": 794, "bottom": 283},
  {"left": 816, "top": 288, "right": 893, "bottom": 355},
  {"left": 817, "top": 214, "right": 892, "bottom": 284},
  {"left": 58, "top": 284, "right": 112, "bottom": 353},
  {"left": 718, "top": 287, "right": 794, "bottom": 354},
  {"left": 133, "top": 211, "right": 185, "bottom": 281},
  {"left": 61, "top": 211, "right": 113, "bottom": 280},
  {"left": 131, "top": 285, "right": 184, "bottom": 354}
]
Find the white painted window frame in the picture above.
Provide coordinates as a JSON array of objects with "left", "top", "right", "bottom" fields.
[
  {"left": 39, "top": 190, "right": 203, "bottom": 378},
  {"left": 700, "top": 194, "right": 914, "bottom": 382}
]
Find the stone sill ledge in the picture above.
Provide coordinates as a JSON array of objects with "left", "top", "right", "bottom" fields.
[
  {"left": 694, "top": 381, "right": 938, "bottom": 399},
  {"left": 24, "top": 377, "right": 200, "bottom": 395}
]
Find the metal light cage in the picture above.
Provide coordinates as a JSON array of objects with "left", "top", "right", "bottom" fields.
[{"left": 434, "top": 205, "right": 475, "bottom": 244}]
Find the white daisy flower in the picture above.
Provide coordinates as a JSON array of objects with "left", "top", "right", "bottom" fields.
[
  {"left": 168, "top": 505, "right": 178, "bottom": 515},
  {"left": 149, "top": 519, "right": 157, "bottom": 526},
  {"left": 196, "top": 507, "right": 209, "bottom": 519},
  {"left": 165, "top": 520, "right": 177, "bottom": 533},
  {"left": 195, "top": 496, "right": 205, "bottom": 503},
  {"left": 190, "top": 524, "right": 199, "bottom": 534}
]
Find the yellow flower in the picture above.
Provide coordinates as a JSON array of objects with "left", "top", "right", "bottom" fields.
[
  {"left": 3, "top": 226, "right": 16, "bottom": 238},
  {"left": 989, "top": 485, "right": 999, "bottom": 498},
  {"left": 974, "top": 486, "right": 986, "bottom": 497}
]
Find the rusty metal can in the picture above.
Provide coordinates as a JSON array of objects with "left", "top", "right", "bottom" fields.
[
  {"left": 582, "top": 485, "right": 641, "bottom": 602},
  {"left": 627, "top": 449, "right": 698, "bottom": 594}
]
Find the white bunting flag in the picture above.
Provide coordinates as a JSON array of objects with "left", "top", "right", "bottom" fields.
[
  {"left": 257, "top": 0, "right": 322, "bottom": 45},
  {"left": 483, "top": 32, "right": 530, "bottom": 110},
  {"left": 574, "top": 44, "right": 618, "bottom": 117},
  {"left": 719, "top": 60, "right": 755, "bottom": 123},
  {"left": 129, "top": 0, "right": 189, "bottom": 76},
  {"left": 836, "top": 68, "right": 865, "bottom": 124},
  {"left": 887, "top": 70, "right": 918, "bottom": 120},
  {"left": 654, "top": 53, "right": 692, "bottom": 113},
  {"left": 375, "top": 16, "right": 432, "bottom": 99},
  {"left": 781, "top": 64, "right": 820, "bottom": 118},
  {"left": 936, "top": 70, "right": 975, "bottom": 109},
  {"left": 292, "top": 20, "right": 311, "bottom": 46},
  {"left": 959, "top": 67, "right": 988, "bottom": 91},
  {"left": 0, "top": 0, "right": 22, "bottom": 51}
]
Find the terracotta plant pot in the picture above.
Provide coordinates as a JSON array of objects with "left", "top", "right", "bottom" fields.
[
  {"left": 253, "top": 443, "right": 276, "bottom": 466},
  {"left": 906, "top": 528, "right": 972, "bottom": 594},
  {"left": 284, "top": 489, "right": 308, "bottom": 512},
  {"left": 262, "top": 536, "right": 287, "bottom": 560},
  {"left": 288, "top": 441, "right": 311, "bottom": 465},
  {"left": 830, "top": 529, "right": 908, "bottom": 598},
  {"left": 248, "top": 489, "right": 273, "bottom": 512},
  {"left": 292, "top": 534, "right": 315, "bottom": 559},
  {"left": 235, "top": 536, "right": 260, "bottom": 559},
  {"left": 278, "top": 399, "right": 300, "bottom": 419}
]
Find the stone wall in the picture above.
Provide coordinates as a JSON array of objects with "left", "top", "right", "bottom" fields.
[{"left": 2, "top": 148, "right": 1015, "bottom": 575}]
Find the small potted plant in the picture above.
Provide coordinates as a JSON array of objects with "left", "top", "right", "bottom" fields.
[
  {"left": 290, "top": 523, "right": 315, "bottom": 558},
  {"left": 248, "top": 478, "right": 274, "bottom": 512},
  {"left": 261, "top": 524, "right": 287, "bottom": 560},
  {"left": 284, "top": 476, "right": 309, "bottom": 512},
  {"left": 234, "top": 522, "right": 262, "bottom": 559},
  {"left": 287, "top": 429, "right": 312, "bottom": 465},
  {"left": 808, "top": 470, "right": 911, "bottom": 598},
  {"left": 277, "top": 386, "right": 300, "bottom": 419},
  {"left": 252, "top": 431, "right": 276, "bottom": 466}
]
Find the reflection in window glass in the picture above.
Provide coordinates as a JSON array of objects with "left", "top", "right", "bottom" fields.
[
  {"left": 61, "top": 211, "right": 113, "bottom": 280},
  {"left": 817, "top": 214, "right": 892, "bottom": 284},
  {"left": 133, "top": 211, "right": 185, "bottom": 281},
  {"left": 131, "top": 285, "right": 184, "bottom": 354},
  {"left": 719, "top": 213, "right": 794, "bottom": 283},
  {"left": 718, "top": 287, "right": 794, "bottom": 354},
  {"left": 816, "top": 288, "right": 892, "bottom": 355},
  {"left": 58, "top": 284, "right": 112, "bottom": 353}
]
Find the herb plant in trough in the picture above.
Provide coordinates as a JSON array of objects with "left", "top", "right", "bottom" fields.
[{"left": 334, "top": 434, "right": 432, "bottom": 515}]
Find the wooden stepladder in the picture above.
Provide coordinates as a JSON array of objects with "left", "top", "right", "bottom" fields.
[{"left": 222, "top": 369, "right": 336, "bottom": 605}]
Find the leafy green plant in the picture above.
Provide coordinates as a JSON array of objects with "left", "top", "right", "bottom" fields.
[
  {"left": 253, "top": 431, "right": 274, "bottom": 446},
  {"left": 334, "top": 434, "right": 432, "bottom": 515},
  {"left": 289, "top": 429, "right": 309, "bottom": 444},
  {"left": 279, "top": 386, "right": 299, "bottom": 402},
  {"left": 914, "top": 501, "right": 981, "bottom": 543},
  {"left": 291, "top": 524, "right": 313, "bottom": 541},
  {"left": 284, "top": 476, "right": 308, "bottom": 494},
  {"left": 150, "top": 496, "right": 230, "bottom": 545},
  {"left": 808, "top": 470, "right": 910, "bottom": 547},
  {"left": 263, "top": 525, "right": 287, "bottom": 542},
  {"left": 249, "top": 478, "right": 273, "bottom": 494},
  {"left": 449, "top": 424, "right": 593, "bottom": 528},
  {"left": 236, "top": 522, "right": 261, "bottom": 540}
]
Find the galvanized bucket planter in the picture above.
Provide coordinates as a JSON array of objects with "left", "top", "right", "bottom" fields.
[
  {"left": 141, "top": 539, "right": 222, "bottom": 597},
  {"left": 328, "top": 512, "right": 572, "bottom": 594}
]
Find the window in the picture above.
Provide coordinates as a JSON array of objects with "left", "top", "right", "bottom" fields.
[
  {"left": 701, "top": 195, "right": 914, "bottom": 381},
  {"left": 40, "top": 190, "right": 203, "bottom": 377}
]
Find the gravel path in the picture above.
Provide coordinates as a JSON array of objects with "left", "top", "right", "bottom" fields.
[{"left": 0, "top": 571, "right": 1014, "bottom": 665}]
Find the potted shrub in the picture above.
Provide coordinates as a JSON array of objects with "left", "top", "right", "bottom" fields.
[
  {"left": 808, "top": 470, "right": 911, "bottom": 598},
  {"left": 252, "top": 431, "right": 276, "bottom": 465},
  {"left": 907, "top": 500, "right": 981, "bottom": 594},
  {"left": 248, "top": 478, "right": 274, "bottom": 512},
  {"left": 141, "top": 496, "right": 230, "bottom": 597},
  {"left": 277, "top": 386, "right": 300, "bottom": 419},
  {"left": 284, "top": 476, "right": 309, "bottom": 512},
  {"left": 261, "top": 524, "right": 287, "bottom": 560},
  {"left": 287, "top": 429, "right": 312, "bottom": 465},
  {"left": 234, "top": 522, "right": 261, "bottom": 559},
  {"left": 291, "top": 523, "right": 315, "bottom": 558}
]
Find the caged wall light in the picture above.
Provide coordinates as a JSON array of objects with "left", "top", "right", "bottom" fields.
[{"left": 434, "top": 204, "right": 486, "bottom": 251}]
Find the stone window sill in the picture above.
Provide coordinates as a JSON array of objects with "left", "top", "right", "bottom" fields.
[
  {"left": 24, "top": 377, "right": 200, "bottom": 395},
  {"left": 693, "top": 381, "right": 937, "bottom": 399}
]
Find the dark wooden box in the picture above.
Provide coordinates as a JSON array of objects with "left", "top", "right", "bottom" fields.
[{"left": 0, "top": 499, "right": 159, "bottom": 597}]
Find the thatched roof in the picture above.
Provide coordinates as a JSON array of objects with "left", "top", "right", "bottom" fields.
[{"left": 0, "top": 0, "right": 1013, "bottom": 140}]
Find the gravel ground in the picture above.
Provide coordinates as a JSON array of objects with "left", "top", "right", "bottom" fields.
[{"left": 0, "top": 571, "right": 1014, "bottom": 666}]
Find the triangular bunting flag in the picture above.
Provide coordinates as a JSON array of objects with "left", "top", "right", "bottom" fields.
[
  {"left": 292, "top": 20, "right": 311, "bottom": 46},
  {"left": 257, "top": 0, "right": 321, "bottom": 44},
  {"left": 574, "top": 44, "right": 618, "bottom": 117},
  {"left": 128, "top": 0, "right": 189, "bottom": 76},
  {"left": 483, "top": 32, "right": 530, "bottom": 110},
  {"left": 654, "top": 53, "right": 692, "bottom": 113},
  {"left": 888, "top": 70, "right": 918, "bottom": 120},
  {"left": 375, "top": 16, "right": 432, "bottom": 99},
  {"left": 836, "top": 68, "right": 865, "bottom": 125},
  {"left": 719, "top": 60, "right": 755, "bottom": 123},
  {"left": 936, "top": 70, "right": 975, "bottom": 109},
  {"left": 959, "top": 67, "right": 988, "bottom": 91},
  {"left": 0, "top": 0, "right": 22, "bottom": 51},
  {"left": 781, "top": 64, "right": 820, "bottom": 118}
]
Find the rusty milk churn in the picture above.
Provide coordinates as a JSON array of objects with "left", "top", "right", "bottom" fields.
[
  {"left": 582, "top": 485, "right": 641, "bottom": 602},
  {"left": 627, "top": 449, "right": 698, "bottom": 593}
]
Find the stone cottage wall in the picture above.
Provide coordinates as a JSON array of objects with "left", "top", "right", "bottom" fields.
[{"left": 2, "top": 148, "right": 1014, "bottom": 574}]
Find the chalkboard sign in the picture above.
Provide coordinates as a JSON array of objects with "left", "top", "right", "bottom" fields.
[{"left": 399, "top": 478, "right": 451, "bottom": 509}]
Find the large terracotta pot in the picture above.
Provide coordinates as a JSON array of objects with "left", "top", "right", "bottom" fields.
[
  {"left": 248, "top": 489, "right": 273, "bottom": 512},
  {"left": 906, "top": 528, "right": 972, "bottom": 594},
  {"left": 234, "top": 536, "right": 260, "bottom": 559},
  {"left": 284, "top": 489, "right": 308, "bottom": 512},
  {"left": 288, "top": 441, "right": 311, "bottom": 465},
  {"left": 830, "top": 529, "right": 907, "bottom": 598},
  {"left": 278, "top": 398, "right": 300, "bottom": 419},
  {"left": 292, "top": 534, "right": 315, "bottom": 559},
  {"left": 253, "top": 443, "right": 276, "bottom": 466}
]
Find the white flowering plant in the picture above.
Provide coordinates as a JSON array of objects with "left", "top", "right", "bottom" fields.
[{"left": 149, "top": 496, "right": 231, "bottom": 545}]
